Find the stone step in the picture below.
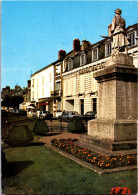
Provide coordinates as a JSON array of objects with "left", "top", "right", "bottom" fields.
[{"left": 79, "top": 135, "right": 137, "bottom": 155}]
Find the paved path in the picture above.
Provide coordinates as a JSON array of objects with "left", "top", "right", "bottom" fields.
[{"left": 39, "top": 132, "right": 84, "bottom": 145}]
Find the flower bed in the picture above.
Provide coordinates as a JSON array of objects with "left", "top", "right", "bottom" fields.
[{"left": 51, "top": 138, "right": 136, "bottom": 169}]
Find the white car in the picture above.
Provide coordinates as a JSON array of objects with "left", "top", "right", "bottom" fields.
[{"left": 40, "top": 111, "right": 53, "bottom": 119}]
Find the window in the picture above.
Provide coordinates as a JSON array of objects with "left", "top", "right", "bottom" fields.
[
  {"left": 68, "top": 59, "right": 73, "bottom": 70},
  {"left": 80, "top": 75, "right": 84, "bottom": 93},
  {"left": 50, "top": 87, "right": 52, "bottom": 92},
  {"left": 56, "top": 65, "right": 61, "bottom": 75},
  {"left": 128, "top": 32, "right": 135, "bottom": 47},
  {"left": 93, "top": 49, "right": 98, "bottom": 61},
  {"left": 32, "top": 92, "right": 34, "bottom": 100},
  {"left": 32, "top": 79, "right": 34, "bottom": 87},
  {"left": 42, "top": 88, "right": 44, "bottom": 97},
  {"left": 37, "top": 91, "right": 39, "bottom": 98},
  {"left": 37, "top": 79, "right": 39, "bottom": 87},
  {"left": 49, "top": 73, "right": 52, "bottom": 82},
  {"left": 80, "top": 54, "right": 85, "bottom": 66},
  {"left": 92, "top": 98, "right": 97, "bottom": 112},
  {"left": 42, "top": 76, "right": 44, "bottom": 85},
  {"left": 57, "top": 101, "right": 61, "bottom": 111},
  {"left": 56, "top": 81, "right": 61, "bottom": 91},
  {"left": 106, "top": 43, "right": 112, "bottom": 56}
]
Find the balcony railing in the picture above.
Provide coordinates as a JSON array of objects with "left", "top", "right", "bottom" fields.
[{"left": 51, "top": 90, "right": 62, "bottom": 97}]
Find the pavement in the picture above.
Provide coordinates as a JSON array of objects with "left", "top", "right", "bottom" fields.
[{"left": 39, "top": 132, "right": 85, "bottom": 146}]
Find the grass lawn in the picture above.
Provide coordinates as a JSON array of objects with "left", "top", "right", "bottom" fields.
[{"left": 2, "top": 144, "right": 137, "bottom": 195}]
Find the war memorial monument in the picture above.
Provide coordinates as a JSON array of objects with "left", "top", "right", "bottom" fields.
[{"left": 88, "top": 9, "right": 137, "bottom": 153}]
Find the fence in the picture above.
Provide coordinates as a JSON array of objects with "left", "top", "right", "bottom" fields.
[
  {"left": 45, "top": 118, "right": 88, "bottom": 132},
  {"left": 1, "top": 118, "right": 88, "bottom": 139},
  {"left": 1, "top": 118, "right": 35, "bottom": 139},
  {"left": 45, "top": 118, "right": 69, "bottom": 132}
]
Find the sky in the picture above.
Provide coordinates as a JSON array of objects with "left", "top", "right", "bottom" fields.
[{"left": 1, "top": 0, "right": 137, "bottom": 89}]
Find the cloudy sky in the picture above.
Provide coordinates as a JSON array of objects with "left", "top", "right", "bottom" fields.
[{"left": 1, "top": 0, "right": 137, "bottom": 89}]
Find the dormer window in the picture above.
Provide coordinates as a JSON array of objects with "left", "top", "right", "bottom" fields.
[
  {"left": 68, "top": 59, "right": 73, "bottom": 70},
  {"left": 80, "top": 53, "right": 86, "bottom": 66},
  {"left": 106, "top": 42, "right": 112, "bottom": 56},
  {"left": 92, "top": 48, "right": 98, "bottom": 61},
  {"left": 55, "top": 65, "right": 61, "bottom": 76},
  {"left": 128, "top": 32, "right": 135, "bottom": 47}
]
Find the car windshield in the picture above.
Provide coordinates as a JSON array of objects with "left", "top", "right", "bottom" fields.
[
  {"left": 85, "top": 111, "right": 96, "bottom": 115},
  {"left": 68, "top": 111, "right": 80, "bottom": 115},
  {"left": 85, "top": 112, "right": 92, "bottom": 115}
]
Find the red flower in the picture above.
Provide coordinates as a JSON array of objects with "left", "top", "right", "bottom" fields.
[
  {"left": 110, "top": 187, "right": 132, "bottom": 195},
  {"left": 122, "top": 187, "right": 132, "bottom": 195},
  {"left": 110, "top": 187, "right": 123, "bottom": 194}
]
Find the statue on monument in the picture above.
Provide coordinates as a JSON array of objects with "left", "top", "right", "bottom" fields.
[{"left": 110, "top": 8, "right": 130, "bottom": 56}]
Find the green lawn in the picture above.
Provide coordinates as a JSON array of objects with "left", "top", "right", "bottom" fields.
[{"left": 2, "top": 144, "right": 137, "bottom": 195}]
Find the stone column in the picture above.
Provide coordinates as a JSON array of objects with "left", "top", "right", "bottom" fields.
[{"left": 88, "top": 53, "right": 137, "bottom": 151}]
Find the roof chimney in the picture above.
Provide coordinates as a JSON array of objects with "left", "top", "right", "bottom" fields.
[
  {"left": 82, "top": 39, "right": 89, "bottom": 50},
  {"left": 73, "top": 39, "right": 80, "bottom": 51},
  {"left": 58, "top": 50, "right": 66, "bottom": 60}
]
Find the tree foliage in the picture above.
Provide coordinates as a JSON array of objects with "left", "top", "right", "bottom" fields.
[{"left": 2, "top": 95, "right": 24, "bottom": 109}]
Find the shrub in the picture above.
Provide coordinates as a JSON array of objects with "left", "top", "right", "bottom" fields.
[
  {"left": 68, "top": 118, "right": 85, "bottom": 133},
  {"left": 33, "top": 119, "right": 49, "bottom": 135},
  {"left": 5, "top": 125, "right": 33, "bottom": 147}
]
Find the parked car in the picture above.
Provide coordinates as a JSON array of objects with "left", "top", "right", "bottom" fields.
[
  {"left": 58, "top": 111, "right": 81, "bottom": 122},
  {"left": 32, "top": 110, "right": 41, "bottom": 118},
  {"left": 32, "top": 112, "right": 37, "bottom": 118},
  {"left": 82, "top": 111, "right": 97, "bottom": 121},
  {"left": 40, "top": 111, "right": 53, "bottom": 119},
  {"left": 14, "top": 109, "right": 27, "bottom": 116}
]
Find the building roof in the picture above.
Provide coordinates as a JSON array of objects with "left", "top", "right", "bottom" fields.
[
  {"left": 31, "top": 23, "right": 137, "bottom": 77},
  {"left": 31, "top": 58, "right": 63, "bottom": 77}
]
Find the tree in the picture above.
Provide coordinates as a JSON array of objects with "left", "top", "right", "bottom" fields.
[
  {"left": 11, "top": 95, "right": 24, "bottom": 109},
  {"left": 1, "top": 95, "right": 12, "bottom": 108},
  {"left": 1, "top": 95, "right": 24, "bottom": 109}
]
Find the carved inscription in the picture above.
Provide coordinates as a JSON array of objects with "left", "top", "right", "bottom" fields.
[{"left": 98, "top": 80, "right": 116, "bottom": 119}]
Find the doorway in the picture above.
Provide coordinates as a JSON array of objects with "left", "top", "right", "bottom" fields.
[
  {"left": 92, "top": 98, "right": 97, "bottom": 112},
  {"left": 80, "top": 99, "right": 84, "bottom": 115}
]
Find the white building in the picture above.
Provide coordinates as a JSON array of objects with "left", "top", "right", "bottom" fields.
[{"left": 31, "top": 64, "right": 54, "bottom": 113}]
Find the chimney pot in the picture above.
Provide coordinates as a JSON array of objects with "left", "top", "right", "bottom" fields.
[
  {"left": 73, "top": 39, "right": 80, "bottom": 51},
  {"left": 58, "top": 50, "right": 66, "bottom": 59},
  {"left": 82, "top": 39, "right": 89, "bottom": 50}
]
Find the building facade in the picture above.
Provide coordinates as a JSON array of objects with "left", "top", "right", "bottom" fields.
[
  {"left": 62, "top": 24, "right": 138, "bottom": 115},
  {"left": 31, "top": 64, "right": 55, "bottom": 113},
  {"left": 29, "top": 23, "right": 137, "bottom": 116},
  {"left": 31, "top": 50, "right": 66, "bottom": 116}
]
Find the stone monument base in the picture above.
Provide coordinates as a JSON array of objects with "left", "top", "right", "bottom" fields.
[
  {"left": 87, "top": 118, "right": 137, "bottom": 151},
  {"left": 80, "top": 135, "right": 137, "bottom": 152}
]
